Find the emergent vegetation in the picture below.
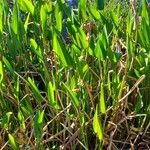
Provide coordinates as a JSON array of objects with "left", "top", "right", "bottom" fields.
[{"left": 0, "top": 0, "right": 150, "bottom": 149}]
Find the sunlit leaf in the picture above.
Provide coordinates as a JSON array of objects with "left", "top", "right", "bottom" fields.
[
  {"left": 93, "top": 105, "right": 103, "bottom": 141},
  {"left": 47, "top": 82, "right": 60, "bottom": 109},
  {"left": 8, "top": 133, "right": 19, "bottom": 150},
  {"left": 40, "top": 4, "right": 47, "bottom": 32},
  {"left": 100, "top": 83, "right": 106, "bottom": 114},
  {"left": 18, "top": 0, "right": 34, "bottom": 15}
]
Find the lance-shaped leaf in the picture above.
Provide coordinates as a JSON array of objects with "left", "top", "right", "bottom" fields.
[
  {"left": 40, "top": 4, "right": 47, "bottom": 32},
  {"left": 28, "top": 77, "right": 43, "bottom": 104},
  {"left": 47, "top": 82, "right": 60, "bottom": 109},
  {"left": 55, "top": 2, "right": 62, "bottom": 32},
  {"left": 34, "top": 110, "right": 45, "bottom": 142},
  {"left": 8, "top": 133, "right": 19, "bottom": 150},
  {"left": 93, "top": 105, "right": 103, "bottom": 141},
  {"left": 100, "top": 83, "right": 106, "bottom": 114},
  {"left": 53, "top": 32, "right": 73, "bottom": 67},
  {"left": 18, "top": 0, "right": 34, "bottom": 15},
  {"left": 63, "top": 83, "right": 79, "bottom": 110}
]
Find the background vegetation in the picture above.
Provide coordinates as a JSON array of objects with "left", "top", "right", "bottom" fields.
[{"left": 0, "top": 0, "right": 150, "bottom": 149}]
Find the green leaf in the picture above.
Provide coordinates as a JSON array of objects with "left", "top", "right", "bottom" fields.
[
  {"left": 18, "top": 111, "right": 25, "bottom": 129},
  {"left": 24, "top": 13, "right": 30, "bottom": 33},
  {"left": 2, "top": 112, "right": 13, "bottom": 129},
  {"left": 2, "top": 56, "right": 14, "bottom": 75},
  {"left": 78, "top": 27, "right": 89, "bottom": 49},
  {"left": 78, "top": 0, "right": 88, "bottom": 21},
  {"left": 93, "top": 105, "right": 103, "bottom": 141},
  {"left": 11, "top": 2, "right": 19, "bottom": 35},
  {"left": 45, "top": 1, "right": 53, "bottom": 13},
  {"left": 40, "top": 4, "right": 47, "bottom": 32},
  {"left": 55, "top": 2, "right": 62, "bottom": 32},
  {"left": 28, "top": 77, "right": 43, "bottom": 104},
  {"left": 142, "top": 0, "right": 149, "bottom": 25},
  {"left": 53, "top": 32, "right": 73, "bottom": 67},
  {"left": 47, "top": 82, "right": 60, "bottom": 109},
  {"left": 94, "top": 33, "right": 107, "bottom": 60},
  {"left": 34, "top": 110, "right": 44, "bottom": 142},
  {"left": 18, "top": 0, "right": 34, "bottom": 15},
  {"left": 63, "top": 83, "right": 79, "bottom": 110},
  {"left": 30, "top": 39, "right": 43, "bottom": 60},
  {"left": 8, "top": 134, "right": 19, "bottom": 150},
  {"left": 88, "top": 4, "right": 100, "bottom": 20},
  {"left": 100, "top": 83, "right": 106, "bottom": 114}
]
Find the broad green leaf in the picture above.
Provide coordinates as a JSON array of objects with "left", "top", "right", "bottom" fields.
[
  {"left": 79, "top": 0, "right": 87, "bottom": 10},
  {"left": 28, "top": 77, "right": 43, "bottom": 104},
  {"left": 18, "top": 111, "right": 25, "bottom": 129},
  {"left": 78, "top": 27, "right": 89, "bottom": 49},
  {"left": 11, "top": 2, "right": 19, "bottom": 35},
  {"left": 94, "top": 29, "right": 107, "bottom": 60},
  {"left": 40, "top": 4, "right": 47, "bottom": 32},
  {"left": 2, "top": 112, "right": 13, "bottom": 129},
  {"left": 55, "top": 2, "right": 62, "bottom": 32},
  {"left": 47, "top": 82, "right": 60, "bottom": 109},
  {"left": 142, "top": 0, "right": 149, "bottom": 25},
  {"left": 78, "top": 0, "right": 88, "bottom": 21},
  {"left": 8, "top": 134, "right": 19, "bottom": 150},
  {"left": 24, "top": 13, "right": 30, "bottom": 33},
  {"left": 100, "top": 83, "right": 106, "bottom": 114},
  {"left": 63, "top": 83, "right": 79, "bottom": 110},
  {"left": 110, "top": 12, "right": 118, "bottom": 29},
  {"left": 88, "top": 4, "right": 100, "bottom": 20},
  {"left": 30, "top": 38, "right": 38, "bottom": 50},
  {"left": 2, "top": 56, "right": 14, "bottom": 75},
  {"left": 30, "top": 39, "right": 43, "bottom": 60},
  {"left": 126, "top": 11, "right": 133, "bottom": 36},
  {"left": 53, "top": 32, "right": 73, "bottom": 67},
  {"left": 45, "top": 1, "right": 53, "bottom": 13},
  {"left": 93, "top": 105, "right": 103, "bottom": 141},
  {"left": 18, "top": 0, "right": 34, "bottom": 15},
  {"left": 53, "top": 33, "right": 67, "bottom": 66}
]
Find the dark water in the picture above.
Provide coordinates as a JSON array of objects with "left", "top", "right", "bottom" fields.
[{"left": 66, "top": 0, "right": 78, "bottom": 8}]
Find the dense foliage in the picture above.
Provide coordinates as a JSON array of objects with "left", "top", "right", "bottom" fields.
[{"left": 0, "top": 0, "right": 150, "bottom": 149}]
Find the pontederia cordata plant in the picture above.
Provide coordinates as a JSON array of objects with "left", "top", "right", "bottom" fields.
[{"left": 0, "top": 0, "right": 150, "bottom": 149}]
